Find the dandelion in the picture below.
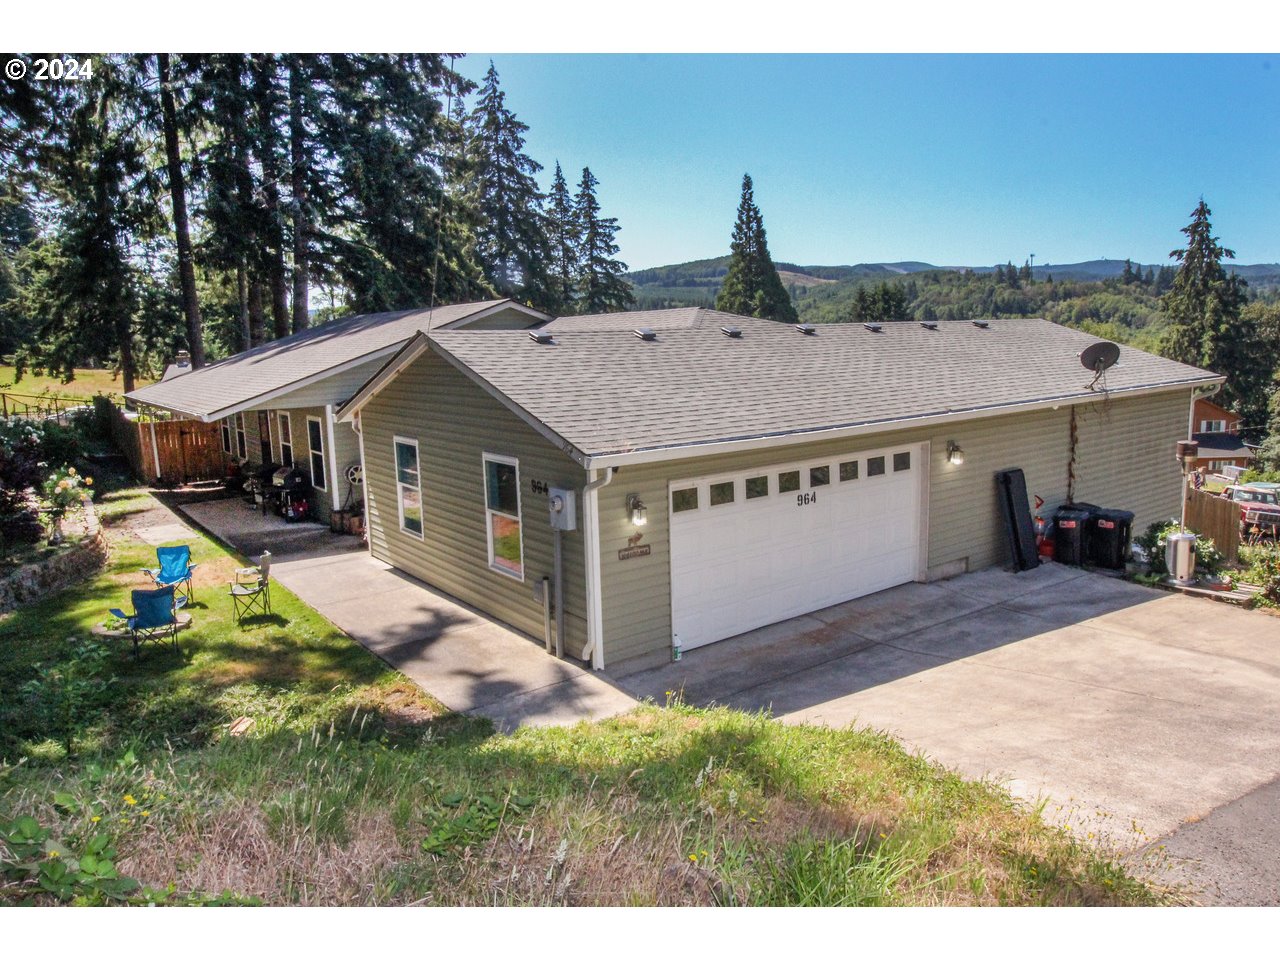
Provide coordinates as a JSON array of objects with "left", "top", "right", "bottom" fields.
[
  {"left": 124, "top": 794, "right": 136, "bottom": 806},
  {"left": 140, "top": 811, "right": 150, "bottom": 817},
  {"left": 688, "top": 854, "right": 697, "bottom": 862},
  {"left": 46, "top": 850, "right": 61, "bottom": 859},
  {"left": 90, "top": 816, "right": 101, "bottom": 823}
]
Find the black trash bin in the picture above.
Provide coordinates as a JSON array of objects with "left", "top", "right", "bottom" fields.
[
  {"left": 1087, "top": 508, "right": 1135, "bottom": 570},
  {"left": 1053, "top": 506, "right": 1093, "bottom": 566}
]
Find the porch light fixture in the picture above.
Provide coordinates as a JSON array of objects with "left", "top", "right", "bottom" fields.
[
  {"left": 627, "top": 494, "right": 648, "bottom": 526},
  {"left": 946, "top": 441, "right": 965, "bottom": 466}
]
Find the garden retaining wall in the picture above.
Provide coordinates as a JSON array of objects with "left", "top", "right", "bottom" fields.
[{"left": 0, "top": 504, "right": 107, "bottom": 614}]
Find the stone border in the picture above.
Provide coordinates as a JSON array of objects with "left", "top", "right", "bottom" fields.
[{"left": 0, "top": 502, "right": 107, "bottom": 614}]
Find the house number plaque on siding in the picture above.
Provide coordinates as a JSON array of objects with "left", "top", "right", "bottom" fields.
[
  {"left": 530, "top": 479, "right": 549, "bottom": 495},
  {"left": 618, "top": 545, "right": 651, "bottom": 561}
]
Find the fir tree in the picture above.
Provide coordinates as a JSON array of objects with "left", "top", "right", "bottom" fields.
[
  {"left": 1019, "top": 259, "right": 1033, "bottom": 285},
  {"left": 573, "top": 167, "right": 633, "bottom": 314},
  {"left": 466, "top": 62, "right": 551, "bottom": 309},
  {"left": 543, "top": 161, "right": 578, "bottom": 315},
  {"left": 1161, "top": 199, "right": 1255, "bottom": 412},
  {"left": 715, "top": 174, "right": 797, "bottom": 323}
]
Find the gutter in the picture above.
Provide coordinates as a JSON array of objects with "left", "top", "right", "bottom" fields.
[{"left": 580, "top": 466, "right": 615, "bottom": 671}]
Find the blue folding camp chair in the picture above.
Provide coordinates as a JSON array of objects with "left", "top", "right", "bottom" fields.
[
  {"left": 143, "top": 545, "right": 198, "bottom": 603},
  {"left": 109, "top": 586, "right": 189, "bottom": 658}
]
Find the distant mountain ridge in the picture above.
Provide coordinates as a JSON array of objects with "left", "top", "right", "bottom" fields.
[{"left": 628, "top": 256, "right": 1280, "bottom": 291}]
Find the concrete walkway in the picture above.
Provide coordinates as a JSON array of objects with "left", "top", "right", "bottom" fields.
[{"left": 269, "top": 549, "right": 637, "bottom": 731}]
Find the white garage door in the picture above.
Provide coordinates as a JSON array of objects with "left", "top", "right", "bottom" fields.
[{"left": 669, "top": 443, "right": 926, "bottom": 651}]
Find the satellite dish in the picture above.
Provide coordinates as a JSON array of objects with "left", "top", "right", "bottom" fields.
[{"left": 1079, "top": 341, "right": 1120, "bottom": 373}]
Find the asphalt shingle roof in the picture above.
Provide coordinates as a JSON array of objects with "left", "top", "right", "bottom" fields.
[
  {"left": 1192, "top": 432, "right": 1254, "bottom": 459},
  {"left": 543, "top": 307, "right": 751, "bottom": 332},
  {"left": 127, "top": 300, "right": 513, "bottom": 419},
  {"left": 428, "top": 314, "right": 1220, "bottom": 461}
]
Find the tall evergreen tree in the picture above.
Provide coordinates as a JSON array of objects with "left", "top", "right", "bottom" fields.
[
  {"left": 1161, "top": 200, "right": 1253, "bottom": 412},
  {"left": 466, "top": 62, "right": 551, "bottom": 309},
  {"left": 573, "top": 167, "right": 633, "bottom": 314},
  {"left": 543, "top": 161, "right": 578, "bottom": 315},
  {"left": 715, "top": 174, "right": 797, "bottom": 323}
]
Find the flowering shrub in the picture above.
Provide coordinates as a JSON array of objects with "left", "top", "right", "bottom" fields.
[
  {"left": 42, "top": 466, "right": 93, "bottom": 523},
  {"left": 0, "top": 421, "right": 46, "bottom": 551}
]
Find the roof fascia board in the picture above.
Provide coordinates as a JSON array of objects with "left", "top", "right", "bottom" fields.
[
  {"left": 584, "top": 377, "right": 1223, "bottom": 470},
  {"left": 200, "top": 341, "right": 406, "bottom": 422},
  {"left": 336, "top": 334, "right": 431, "bottom": 423},
  {"left": 432, "top": 299, "right": 551, "bottom": 330}
]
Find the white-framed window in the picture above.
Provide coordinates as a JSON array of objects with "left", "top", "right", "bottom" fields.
[
  {"left": 220, "top": 417, "right": 232, "bottom": 455},
  {"left": 394, "top": 437, "right": 423, "bottom": 538},
  {"left": 277, "top": 412, "right": 294, "bottom": 467},
  {"left": 235, "top": 413, "right": 247, "bottom": 460},
  {"left": 1200, "top": 419, "right": 1227, "bottom": 433},
  {"left": 483, "top": 453, "right": 523, "bottom": 581},
  {"left": 306, "top": 415, "right": 326, "bottom": 490}
]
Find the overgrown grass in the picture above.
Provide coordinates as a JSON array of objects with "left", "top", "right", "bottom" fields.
[
  {"left": 0, "top": 488, "right": 1172, "bottom": 906},
  {"left": 0, "top": 366, "right": 150, "bottom": 402}
]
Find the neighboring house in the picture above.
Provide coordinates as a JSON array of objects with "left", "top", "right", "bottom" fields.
[
  {"left": 339, "top": 309, "right": 1222, "bottom": 671},
  {"left": 1189, "top": 396, "right": 1255, "bottom": 473},
  {"left": 126, "top": 299, "right": 548, "bottom": 510}
]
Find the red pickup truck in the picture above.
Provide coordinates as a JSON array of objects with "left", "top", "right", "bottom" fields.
[{"left": 1220, "top": 485, "right": 1280, "bottom": 539}]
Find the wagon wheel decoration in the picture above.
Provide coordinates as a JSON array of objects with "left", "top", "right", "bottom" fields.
[{"left": 345, "top": 463, "right": 363, "bottom": 486}]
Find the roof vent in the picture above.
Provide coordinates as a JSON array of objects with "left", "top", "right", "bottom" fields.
[
  {"left": 972, "top": 319, "right": 990, "bottom": 329},
  {"left": 796, "top": 324, "right": 817, "bottom": 335},
  {"left": 863, "top": 322, "right": 883, "bottom": 333},
  {"left": 633, "top": 327, "right": 657, "bottom": 341},
  {"left": 528, "top": 330, "right": 554, "bottom": 345},
  {"left": 720, "top": 326, "right": 742, "bottom": 339},
  {"left": 920, "top": 321, "right": 938, "bottom": 330}
]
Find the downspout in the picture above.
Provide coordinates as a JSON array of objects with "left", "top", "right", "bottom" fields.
[{"left": 580, "top": 466, "right": 615, "bottom": 671}]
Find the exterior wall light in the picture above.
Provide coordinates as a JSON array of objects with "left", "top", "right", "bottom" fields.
[
  {"left": 627, "top": 494, "right": 648, "bottom": 526},
  {"left": 946, "top": 441, "right": 965, "bottom": 466}
]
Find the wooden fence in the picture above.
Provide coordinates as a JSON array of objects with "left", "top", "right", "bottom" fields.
[
  {"left": 1185, "top": 485, "right": 1240, "bottom": 564},
  {"left": 96, "top": 397, "right": 231, "bottom": 484}
]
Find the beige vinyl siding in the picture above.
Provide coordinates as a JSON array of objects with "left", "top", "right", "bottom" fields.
[
  {"left": 360, "top": 350, "right": 590, "bottom": 656},
  {"left": 233, "top": 405, "right": 361, "bottom": 510},
  {"left": 597, "top": 389, "right": 1191, "bottom": 667},
  {"left": 1072, "top": 390, "right": 1189, "bottom": 535}
]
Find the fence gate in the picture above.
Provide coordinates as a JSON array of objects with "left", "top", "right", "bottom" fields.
[
  {"left": 1185, "top": 486, "right": 1240, "bottom": 564},
  {"left": 97, "top": 398, "right": 231, "bottom": 484}
]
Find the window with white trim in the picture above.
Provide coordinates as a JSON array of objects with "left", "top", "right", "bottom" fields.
[
  {"left": 394, "top": 437, "right": 423, "bottom": 537},
  {"left": 220, "top": 418, "right": 232, "bottom": 455},
  {"left": 277, "top": 412, "right": 294, "bottom": 467},
  {"left": 483, "top": 454, "right": 523, "bottom": 580},
  {"left": 1200, "top": 419, "right": 1227, "bottom": 433},
  {"left": 306, "top": 415, "right": 326, "bottom": 490},
  {"left": 235, "top": 413, "right": 247, "bottom": 460}
]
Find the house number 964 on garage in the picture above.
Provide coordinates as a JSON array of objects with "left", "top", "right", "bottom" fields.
[{"left": 797, "top": 492, "right": 817, "bottom": 507}]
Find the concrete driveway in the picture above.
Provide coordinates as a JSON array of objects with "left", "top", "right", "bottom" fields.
[{"left": 614, "top": 562, "right": 1280, "bottom": 894}]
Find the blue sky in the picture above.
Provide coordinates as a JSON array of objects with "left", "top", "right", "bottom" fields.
[{"left": 459, "top": 54, "right": 1280, "bottom": 271}]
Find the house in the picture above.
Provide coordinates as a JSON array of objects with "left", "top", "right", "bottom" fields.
[
  {"left": 125, "top": 299, "right": 548, "bottom": 511},
  {"left": 339, "top": 309, "right": 1223, "bottom": 671},
  {"left": 1189, "top": 396, "right": 1255, "bottom": 474}
]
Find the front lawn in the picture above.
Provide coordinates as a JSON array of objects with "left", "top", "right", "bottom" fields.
[{"left": 0, "top": 488, "right": 1173, "bottom": 906}]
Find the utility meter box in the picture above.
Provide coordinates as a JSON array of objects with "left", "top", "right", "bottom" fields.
[{"left": 548, "top": 487, "right": 577, "bottom": 530}]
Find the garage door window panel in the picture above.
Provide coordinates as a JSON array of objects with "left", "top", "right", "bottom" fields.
[
  {"left": 867, "top": 456, "right": 886, "bottom": 477},
  {"left": 778, "top": 470, "right": 800, "bottom": 493},
  {"left": 810, "top": 465, "right": 830, "bottom": 488},
  {"left": 894, "top": 451, "right": 911, "bottom": 472},
  {"left": 710, "top": 481, "right": 735, "bottom": 506},
  {"left": 746, "top": 475, "right": 769, "bottom": 499},
  {"left": 484, "top": 454, "right": 524, "bottom": 581},
  {"left": 839, "top": 460, "right": 859, "bottom": 482},
  {"left": 672, "top": 487, "right": 699, "bottom": 513}
]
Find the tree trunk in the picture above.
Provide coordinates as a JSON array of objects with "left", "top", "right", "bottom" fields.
[
  {"left": 117, "top": 320, "right": 136, "bottom": 395},
  {"left": 248, "top": 276, "right": 266, "bottom": 347},
  {"left": 288, "top": 58, "right": 310, "bottom": 334},
  {"left": 250, "top": 55, "right": 291, "bottom": 340},
  {"left": 157, "top": 53, "right": 205, "bottom": 368},
  {"left": 237, "top": 262, "right": 250, "bottom": 351}
]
